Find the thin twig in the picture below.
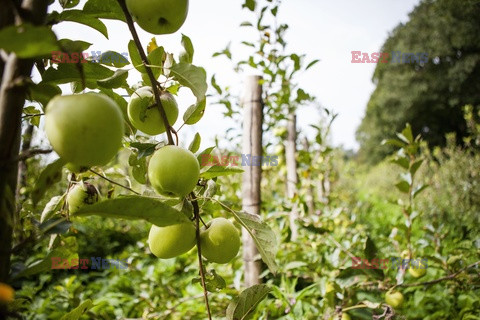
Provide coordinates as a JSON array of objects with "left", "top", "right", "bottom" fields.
[
  {"left": 89, "top": 169, "right": 140, "bottom": 195},
  {"left": 21, "top": 113, "right": 44, "bottom": 119},
  {"left": 116, "top": 0, "right": 174, "bottom": 145},
  {"left": 0, "top": 148, "right": 52, "bottom": 166},
  {"left": 396, "top": 261, "right": 480, "bottom": 288},
  {"left": 191, "top": 192, "right": 212, "bottom": 320}
]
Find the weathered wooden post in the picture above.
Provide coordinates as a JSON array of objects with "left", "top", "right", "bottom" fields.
[
  {"left": 241, "top": 75, "right": 263, "bottom": 287},
  {"left": 285, "top": 112, "right": 299, "bottom": 240}
]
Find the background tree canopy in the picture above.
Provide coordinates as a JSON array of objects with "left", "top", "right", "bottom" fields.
[{"left": 356, "top": 0, "right": 480, "bottom": 163}]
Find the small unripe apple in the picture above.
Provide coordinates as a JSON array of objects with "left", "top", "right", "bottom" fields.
[
  {"left": 45, "top": 93, "right": 124, "bottom": 167},
  {"left": 342, "top": 313, "right": 351, "bottom": 320},
  {"left": 385, "top": 290, "right": 404, "bottom": 308},
  {"left": 126, "top": 0, "right": 189, "bottom": 35},
  {"left": 200, "top": 218, "right": 240, "bottom": 264},
  {"left": 148, "top": 223, "right": 196, "bottom": 259},
  {"left": 128, "top": 87, "right": 178, "bottom": 135},
  {"left": 408, "top": 267, "right": 426, "bottom": 278},
  {"left": 148, "top": 146, "right": 200, "bottom": 197},
  {"left": 67, "top": 182, "right": 99, "bottom": 213}
]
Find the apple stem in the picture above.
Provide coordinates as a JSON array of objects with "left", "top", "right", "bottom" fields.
[
  {"left": 191, "top": 192, "right": 212, "bottom": 320},
  {"left": 89, "top": 169, "right": 140, "bottom": 195},
  {"left": 117, "top": 0, "right": 175, "bottom": 146}
]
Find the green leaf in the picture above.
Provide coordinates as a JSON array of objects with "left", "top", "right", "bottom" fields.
[
  {"left": 58, "top": 39, "right": 92, "bottom": 53},
  {"left": 180, "top": 34, "right": 194, "bottom": 64},
  {"left": 203, "top": 180, "right": 217, "bottom": 198},
  {"left": 74, "top": 195, "right": 191, "bottom": 227},
  {"left": 193, "top": 269, "right": 226, "bottom": 293},
  {"left": 413, "top": 184, "right": 429, "bottom": 199},
  {"left": 42, "top": 62, "right": 114, "bottom": 85},
  {"left": 130, "top": 142, "right": 159, "bottom": 158},
  {"left": 390, "top": 157, "right": 409, "bottom": 169},
  {"left": 56, "top": 10, "right": 108, "bottom": 38},
  {"left": 395, "top": 180, "right": 410, "bottom": 194},
  {"left": 226, "top": 284, "right": 271, "bottom": 320},
  {"left": 196, "top": 146, "right": 215, "bottom": 167},
  {"left": 183, "top": 98, "right": 206, "bottom": 125},
  {"left": 295, "top": 88, "right": 311, "bottom": 103},
  {"left": 148, "top": 46, "right": 165, "bottom": 79},
  {"left": 188, "top": 133, "right": 201, "bottom": 153},
  {"left": 401, "top": 123, "right": 414, "bottom": 143},
  {"left": 211, "top": 75, "right": 222, "bottom": 94},
  {"left": 228, "top": 209, "right": 278, "bottom": 274},
  {"left": 32, "top": 158, "right": 66, "bottom": 205},
  {"left": 305, "top": 59, "right": 320, "bottom": 70},
  {"left": 97, "top": 51, "right": 130, "bottom": 67},
  {"left": 364, "top": 237, "right": 377, "bottom": 260},
  {"left": 0, "top": 23, "right": 59, "bottom": 58},
  {"left": 200, "top": 165, "right": 244, "bottom": 179},
  {"left": 242, "top": 0, "right": 256, "bottom": 12},
  {"left": 381, "top": 139, "right": 405, "bottom": 148},
  {"left": 128, "top": 40, "right": 146, "bottom": 73},
  {"left": 13, "top": 237, "right": 78, "bottom": 279},
  {"left": 83, "top": 0, "right": 125, "bottom": 21},
  {"left": 60, "top": 300, "right": 93, "bottom": 320},
  {"left": 169, "top": 63, "right": 208, "bottom": 102},
  {"left": 39, "top": 217, "right": 72, "bottom": 236},
  {"left": 409, "top": 159, "right": 424, "bottom": 176},
  {"left": 59, "top": 0, "right": 80, "bottom": 9},
  {"left": 129, "top": 153, "right": 147, "bottom": 184},
  {"left": 240, "top": 21, "right": 253, "bottom": 27},
  {"left": 40, "top": 195, "right": 65, "bottom": 223},
  {"left": 27, "top": 82, "right": 61, "bottom": 108},
  {"left": 97, "top": 69, "right": 129, "bottom": 89}
]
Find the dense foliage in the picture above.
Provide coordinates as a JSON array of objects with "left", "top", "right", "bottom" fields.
[
  {"left": 357, "top": 0, "right": 480, "bottom": 163},
  {"left": 1, "top": 0, "right": 479, "bottom": 319}
]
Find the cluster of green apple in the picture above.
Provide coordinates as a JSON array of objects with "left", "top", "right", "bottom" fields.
[
  {"left": 44, "top": 0, "right": 240, "bottom": 263},
  {"left": 46, "top": 91, "right": 241, "bottom": 265}
]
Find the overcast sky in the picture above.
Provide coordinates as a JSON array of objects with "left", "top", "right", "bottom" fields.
[{"left": 50, "top": 0, "right": 421, "bottom": 151}]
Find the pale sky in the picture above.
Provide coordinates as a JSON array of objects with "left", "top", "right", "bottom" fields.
[{"left": 49, "top": 0, "right": 420, "bottom": 151}]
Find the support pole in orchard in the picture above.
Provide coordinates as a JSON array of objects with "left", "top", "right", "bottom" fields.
[
  {"left": 241, "top": 75, "right": 263, "bottom": 287},
  {"left": 285, "top": 112, "right": 299, "bottom": 241}
]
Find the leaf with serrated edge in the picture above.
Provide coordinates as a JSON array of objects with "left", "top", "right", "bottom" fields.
[
  {"left": 216, "top": 202, "right": 278, "bottom": 274},
  {"left": 169, "top": 63, "right": 207, "bottom": 102},
  {"left": 226, "top": 284, "right": 271, "bottom": 320},
  {"left": 73, "top": 195, "right": 190, "bottom": 227}
]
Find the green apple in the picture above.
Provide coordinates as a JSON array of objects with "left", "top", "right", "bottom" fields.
[
  {"left": 200, "top": 218, "right": 240, "bottom": 264},
  {"left": 408, "top": 267, "right": 426, "bottom": 278},
  {"left": 148, "top": 223, "right": 196, "bottom": 259},
  {"left": 45, "top": 93, "right": 124, "bottom": 167},
  {"left": 342, "top": 313, "right": 351, "bottom": 320},
  {"left": 128, "top": 87, "right": 178, "bottom": 135},
  {"left": 67, "top": 182, "right": 99, "bottom": 213},
  {"left": 385, "top": 290, "right": 404, "bottom": 308},
  {"left": 126, "top": 0, "right": 189, "bottom": 35},
  {"left": 148, "top": 145, "right": 200, "bottom": 197}
]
